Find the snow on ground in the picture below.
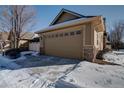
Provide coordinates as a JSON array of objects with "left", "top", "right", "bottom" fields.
[
  {"left": 56, "top": 61, "right": 124, "bottom": 88},
  {"left": 0, "top": 50, "right": 124, "bottom": 88},
  {"left": 0, "top": 52, "right": 79, "bottom": 88},
  {"left": 21, "top": 51, "right": 39, "bottom": 56},
  {"left": 103, "top": 50, "right": 124, "bottom": 66},
  {"left": 0, "top": 54, "right": 21, "bottom": 70}
]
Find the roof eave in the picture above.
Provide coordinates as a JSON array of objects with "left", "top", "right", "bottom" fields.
[{"left": 36, "top": 16, "right": 102, "bottom": 34}]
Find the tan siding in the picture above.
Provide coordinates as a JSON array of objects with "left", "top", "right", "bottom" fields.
[
  {"left": 85, "top": 23, "right": 92, "bottom": 45},
  {"left": 55, "top": 12, "right": 79, "bottom": 24}
]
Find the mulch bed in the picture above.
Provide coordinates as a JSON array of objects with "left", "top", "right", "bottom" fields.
[{"left": 93, "top": 59, "right": 121, "bottom": 66}]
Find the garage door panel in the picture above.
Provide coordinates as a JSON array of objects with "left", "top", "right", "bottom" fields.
[{"left": 44, "top": 33, "right": 82, "bottom": 59}]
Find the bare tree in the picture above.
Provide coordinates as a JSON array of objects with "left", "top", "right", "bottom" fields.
[
  {"left": 110, "top": 21, "right": 124, "bottom": 50},
  {"left": 0, "top": 5, "right": 36, "bottom": 49}
]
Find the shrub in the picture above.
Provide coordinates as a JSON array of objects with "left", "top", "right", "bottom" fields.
[
  {"left": 19, "top": 47, "right": 29, "bottom": 52},
  {"left": 5, "top": 48, "right": 21, "bottom": 59},
  {"left": 96, "top": 48, "right": 112, "bottom": 60}
]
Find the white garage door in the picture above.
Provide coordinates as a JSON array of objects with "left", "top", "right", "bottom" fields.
[{"left": 29, "top": 42, "right": 40, "bottom": 52}]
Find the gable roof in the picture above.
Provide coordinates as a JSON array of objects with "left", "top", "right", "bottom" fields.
[
  {"left": 50, "top": 8, "right": 97, "bottom": 26},
  {"left": 50, "top": 8, "right": 85, "bottom": 26},
  {"left": 8, "top": 31, "right": 35, "bottom": 40},
  {"left": 20, "top": 32, "right": 35, "bottom": 40}
]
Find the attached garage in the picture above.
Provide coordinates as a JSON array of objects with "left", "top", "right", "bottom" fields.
[{"left": 36, "top": 9, "right": 105, "bottom": 61}]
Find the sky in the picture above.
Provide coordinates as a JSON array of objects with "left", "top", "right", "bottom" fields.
[
  {"left": 0, "top": 5, "right": 124, "bottom": 33},
  {"left": 33, "top": 5, "right": 124, "bottom": 33}
]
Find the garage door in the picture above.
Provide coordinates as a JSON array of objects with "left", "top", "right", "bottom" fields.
[
  {"left": 44, "top": 31, "right": 82, "bottom": 59},
  {"left": 29, "top": 42, "right": 40, "bottom": 52}
]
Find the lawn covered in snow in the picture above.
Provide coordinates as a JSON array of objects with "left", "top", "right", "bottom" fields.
[
  {"left": 103, "top": 50, "right": 124, "bottom": 66},
  {"left": 58, "top": 61, "right": 124, "bottom": 88},
  {"left": 0, "top": 50, "right": 124, "bottom": 88},
  {"left": 54, "top": 50, "right": 124, "bottom": 88}
]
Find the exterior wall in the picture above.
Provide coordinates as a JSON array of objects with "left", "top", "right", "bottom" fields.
[
  {"left": 92, "top": 26, "right": 104, "bottom": 62},
  {"left": 54, "top": 12, "right": 78, "bottom": 24},
  {"left": 94, "top": 29, "right": 104, "bottom": 50},
  {"left": 83, "top": 23, "right": 95, "bottom": 61},
  {"left": 29, "top": 42, "right": 40, "bottom": 52},
  {"left": 85, "top": 23, "right": 92, "bottom": 45}
]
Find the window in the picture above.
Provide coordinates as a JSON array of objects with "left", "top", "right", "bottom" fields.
[
  {"left": 70, "top": 32, "right": 75, "bottom": 35},
  {"left": 76, "top": 31, "right": 81, "bottom": 34},
  {"left": 65, "top": 33, "right": 69, "bottom": 36}
]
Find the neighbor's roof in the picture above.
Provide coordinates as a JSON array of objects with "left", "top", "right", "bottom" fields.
[
  {"left": 20, "top": 32, "right": 36, "bottom": 40},
  {"left": 36, "top": 16, "right": 103, "bottom": 34},
  {"left": 8, "top": 31, "right": 36, "bottom": 40}
]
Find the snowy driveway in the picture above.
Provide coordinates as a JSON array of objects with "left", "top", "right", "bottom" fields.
[
  {"left": 0, "top": 50, "right": 124, "bottom": 88},
  {"left": 0, "top": 54, "right": 80, "bottom": 88}
]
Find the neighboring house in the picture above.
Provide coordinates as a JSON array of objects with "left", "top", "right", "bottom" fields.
[
  {"left": 36, "top": 9, "right": 105, "bottom": 61},
  {"left": 8, "top": 31, "right": 36, "bottom": 49}
]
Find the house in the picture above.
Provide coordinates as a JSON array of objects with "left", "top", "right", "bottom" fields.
[
  {"left": 36, "top": 9, "right": 105, "bottom": 61},
  {"left": 0, "top": 32, "right": 9, "bottom": 52},
  {"left": 8, "top": 31, "right": 36, "bottom": 49}
]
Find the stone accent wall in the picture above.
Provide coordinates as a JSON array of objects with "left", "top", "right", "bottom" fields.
[{"left": 83, "top": 46, "right": 98, "bottom": 62}]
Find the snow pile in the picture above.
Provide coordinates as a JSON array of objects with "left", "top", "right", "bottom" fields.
[
  {"left": 21, "top": 51, "right": 39, "bottom": 56},
  {"left": 56, "top": 61, "right": 124, "bottom": 88}
]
